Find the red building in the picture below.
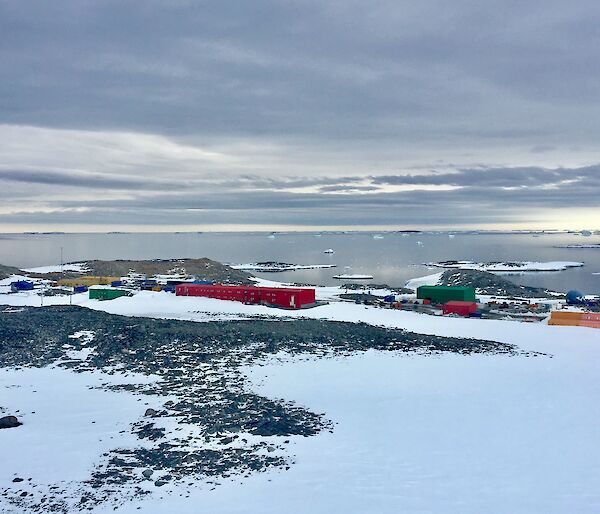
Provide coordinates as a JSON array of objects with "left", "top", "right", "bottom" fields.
[
  {"left": 175, "top": 283, "right": 316, "bottom": 309},
  {"left": 442, "top": 301, "right": 478, "bottom": 317}
]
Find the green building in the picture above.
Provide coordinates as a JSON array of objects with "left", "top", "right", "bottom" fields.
[
  {"left": 416, "top": 285, "right": 476, "bottom": 304},
  {"left": 89, "top": 288, "right": 132, "bottom": 301}
]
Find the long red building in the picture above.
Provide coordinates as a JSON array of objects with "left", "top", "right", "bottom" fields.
[{"left": 175, "top": 283, "right": 316, "bottom": 309}]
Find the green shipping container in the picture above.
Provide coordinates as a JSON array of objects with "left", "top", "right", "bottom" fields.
[
  {"left": 416, "top": 285, "right": 476, "bottom": 303},
  {"left": 89, "top": 288, "right": 132, "bottom": 301}
]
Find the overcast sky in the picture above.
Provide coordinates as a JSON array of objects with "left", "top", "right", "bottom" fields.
[{"left": 1, "top": 0, "right": 599, "bottom": 231}]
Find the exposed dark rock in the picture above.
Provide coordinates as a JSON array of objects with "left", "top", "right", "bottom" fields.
[
  {"left": 0, "top": 415, "right": 22, "bottom": 429},
  {"left": 0, "top": 264, "right": 22, "bottom": 280},
  {"left": 339, "top": 293, "right": 381, "bottom": 304},
  {"left": 438, "top": 269, "right": 563, "bottom": 298},
  {"left": 22, "top": 258, "right": 253, "bottom": 284}
]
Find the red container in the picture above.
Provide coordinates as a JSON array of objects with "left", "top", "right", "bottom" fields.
[
  {"left": 442, "top": 301, "right": 478, "bottom": 317},
  {"left": 175, "top": 284, "right": 315, "bottom": 309}
]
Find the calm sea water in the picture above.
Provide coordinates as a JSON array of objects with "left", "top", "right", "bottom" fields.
[{"left": 1, "top": 232, "right": 600, "bottom": 294}]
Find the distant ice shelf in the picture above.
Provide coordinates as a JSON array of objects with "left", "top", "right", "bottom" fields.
[{"left": 424, "top": 260, "right": 584, "bottom": 273}]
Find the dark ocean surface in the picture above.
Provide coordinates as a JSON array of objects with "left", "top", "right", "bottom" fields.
[{"left": 1, "top": 231, "right": 599, "bottom": 294}]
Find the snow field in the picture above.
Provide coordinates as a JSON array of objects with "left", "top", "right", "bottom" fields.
[
  {"left": 0, "top": 366, "right": 158, "bottom": 486},
  {"left": 115, "top": 336, "right": 600, "bottom": 514},
  {"left": 2, "top": 274, "right": 600, "bottom": 513}
]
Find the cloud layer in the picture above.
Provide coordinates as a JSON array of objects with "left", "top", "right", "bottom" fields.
[{"left": 1, "top": 1, "right": 599, "bottom": 229}]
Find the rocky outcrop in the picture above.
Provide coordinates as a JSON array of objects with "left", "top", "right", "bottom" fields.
[{"left": 0, "top": 415, "right": 22, "bottom": 429}]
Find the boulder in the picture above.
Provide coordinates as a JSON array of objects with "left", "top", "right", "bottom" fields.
[{"left": 0, "top": 416, "right": 22, "bottom": 429}]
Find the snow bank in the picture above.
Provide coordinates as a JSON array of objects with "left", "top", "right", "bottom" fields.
[
  {"left": 0, "top": 366, "right": 156, "bottom": 485},
  {"left": 404, "top": 272, "right": 443, "bottom": 290}
]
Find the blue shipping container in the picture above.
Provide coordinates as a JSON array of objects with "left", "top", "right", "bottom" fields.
[
  {"left": 111, "top": 280, "right": 123, "bottom": 287},
  {"left": 11, "top": 280, "right": 34, "bottom": 291},
  {"left": 74, "top": 285, "right": 88, "bottom": 293}
]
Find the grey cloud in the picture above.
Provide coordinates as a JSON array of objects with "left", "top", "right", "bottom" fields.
[
  {"left": 530, "top": 145, "right": 556, "bottom": 154},
  {"left": 46, "top": 165, "right": 600, "bottom": 216},
  {"left": 318, "top": 185, "right": 380, "bottom": 193},
  {"left": 1, "top": 2, "right": 600, "bottom": 229},
  {"left": 0, "top": 202, "right": 519, "bottom": 228},
  {"left": 372, "top": 165, "right": 600, "bottom": 189},
  {"left": 0, "top": 168, "right": 178, "bottom": 190},
  {"left": 2, "top": 0, "right": 600, "bottom": 144},
  {"left": 0, "top": 168, "right": 363, "bottom": 192}
]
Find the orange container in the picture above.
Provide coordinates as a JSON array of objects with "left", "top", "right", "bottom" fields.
[
  {"left": 581, "top": 313, "right": 600, "bottom": 322},
  {"left": 548, "top": 319, "right": 581, "bottom": 326},
  {"left": 579, "top": 321, "right": 600, "bottom": 329},
  {"left": 550, "top": 311, "right": 583, "bottom": 320}
]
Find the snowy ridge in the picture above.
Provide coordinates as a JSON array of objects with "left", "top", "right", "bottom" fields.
[
  {"left": 21, "top": 262, "right": 90, "bottom": 274},
  {"left": 404, "top": 272, "right": 444, "bottom": 290}
]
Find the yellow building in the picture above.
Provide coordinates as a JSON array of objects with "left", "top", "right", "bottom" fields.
[{"left": 58, "top": 276, "right": 121, "bottom": 287}]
